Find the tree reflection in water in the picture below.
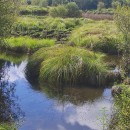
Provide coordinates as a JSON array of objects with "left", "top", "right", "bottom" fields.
[{"left": 0, "top": 60, "right": 24, "bottom": 123}]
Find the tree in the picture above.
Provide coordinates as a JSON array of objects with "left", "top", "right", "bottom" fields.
[
  {"left": 114, "top": 5, "right": 130, "bottom": 74},
  {"left": 66, "top": 2, "right": 81, "bottom": 17},
  {"left": 0, "top": 0, "right": 17, "bottom": 38}
]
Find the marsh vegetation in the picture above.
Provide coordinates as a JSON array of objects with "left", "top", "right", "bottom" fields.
[{"left": 0, "top": 0, "right": 130, "bottom": 130}]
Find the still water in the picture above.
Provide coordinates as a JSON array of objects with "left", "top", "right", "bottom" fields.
[{"left": 0, "top": 53, "right": 113, "bottom": 130}]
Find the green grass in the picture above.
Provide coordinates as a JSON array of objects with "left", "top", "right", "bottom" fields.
[
  {"left": 2, "top": 36, "right": 55, "bottom": 53},
  {"left": 11, "top": 16, "right": 87, "bottom": 41},
  {"left": 27, "top": 45, "right": 109, "bottom": 86},
  {"left": 69, "top": 20, "right": 123, "bottom": 54}
]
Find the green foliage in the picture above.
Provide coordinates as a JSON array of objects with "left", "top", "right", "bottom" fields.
[
  {"left": 11, "top": 16, "right": 86, "bottom": 41},
  {"left": 1, "top": 36, "right": 55, "bottom": 53},
  {"left": 49, "top": 5, "right": 67, "bottom": 18},
  {"left": 20, "top": 5, "right": 48, "bottom": 15},
  {"left": 0, "top": 0, "right": 17, "bottom": 38},
  {"left": 69, "top": 20, "right": 123, "bottom": 54},
  {"left": 114, "top": 5, "right": 130, "bottom": 74},
  {"left": 111, "top": 85, "right": 130, "bottom": 130},
  {"left": 0, "top": 123, "right": 17, "bottom": 130},
  {"left": 28, "top": 45, "right": 108, "bottom": 85},
  {"left": 66, "top": 2, "right": 81, "bottom": 18},
  {"left": 49, "top": 2, "right": 81, "bottom": 18},
  {"left": 31, "top": 0, "right": 48, "bottom": 7}
]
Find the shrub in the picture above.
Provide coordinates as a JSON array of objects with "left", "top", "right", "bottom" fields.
[
  {"left": 66, "top": 2, "right": 81, "bottom": 18},
  {"left": 49, "top": 5, "right": 67, "bottom": 18},
  {"left": 110, "top": 85, "right": 130, "bottom": 130},
  {"left": 19, "top": 5, "right": 48, "bottom": 16},
  {"left": 27, "top": 45, "right": 108, "bottom": 86}
]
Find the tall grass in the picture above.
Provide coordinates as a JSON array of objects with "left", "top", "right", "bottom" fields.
[
  {"left": 69, "top": 20, "right": 123, "bottom": 54},
  {"left": 27, "top": 45, "right": 108, "bottom": 86},
  {"left": 2, "top": 36, "right": 55, "bottom": 53},
  {"left": 11, "top": 16, "right": 87, "bottom": 41}
]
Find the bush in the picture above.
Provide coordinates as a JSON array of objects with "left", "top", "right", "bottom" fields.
[
  {"left": 20, "top": 5, "right": 48, "bottom": 16},
  {"left": 49, "top": 5, "right": 67, "bottom": 18},
  {"left": 66, "top": 2, "right": 81, "bottom": 18},
  {"left": 27, "top": 45, "right": 108, "bottom": 86},
  {"left": 110, "top": 85, "right": 130, "bottom": 130}
]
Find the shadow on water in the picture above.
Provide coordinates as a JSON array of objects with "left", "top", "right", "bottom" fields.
[{"left": 0, "top": 59, "right": 24, "bottom": 124}]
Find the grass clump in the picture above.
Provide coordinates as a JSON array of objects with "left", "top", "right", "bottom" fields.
[
  {"left": 2, "top": 36, "right": 55, "bottom": 53},
  {"left": 69, "top": 20, "right": 123, "bottom": 55},
  {"left": 27, "top": 45, "right": 108, "bottom": 86}
]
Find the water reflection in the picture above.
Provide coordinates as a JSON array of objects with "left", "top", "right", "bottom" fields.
[
  {"left": 38, "top": 85, "right": 104, "bottom": 105},
  {"left": 0, "top": 52, "right": 113, "bottom": 130},
  {"left": 0, "top": 60, "right": 24, "bottom": 123}
]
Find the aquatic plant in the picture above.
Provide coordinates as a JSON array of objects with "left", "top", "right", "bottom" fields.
[{"left": 27, "top": 45, "right": 108, "bottom": 86}]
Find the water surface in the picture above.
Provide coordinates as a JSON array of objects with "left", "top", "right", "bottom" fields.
[{"left": 0, "top": 53, "right": 113, "bottom": 130}]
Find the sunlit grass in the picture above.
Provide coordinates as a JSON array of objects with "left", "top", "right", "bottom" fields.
[
  {"left": 69, "top": 20, "right": 123, "bottom": 54},
  {"left": 2, "top": 36, "right": 55, "bottom": 53},
  {"left": 27, "top": 45, "right": 108, "bottom": 85}
]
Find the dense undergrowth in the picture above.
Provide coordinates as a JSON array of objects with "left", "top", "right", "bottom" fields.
[
  {"left": 110, "top": 84, "right": 130, "bottom": 130},
  {"left": 19, "top": 5, "right": 48, "bottom": 16},
  {"left": 11, "top": 16, "right": 86, "bottom": 42}
]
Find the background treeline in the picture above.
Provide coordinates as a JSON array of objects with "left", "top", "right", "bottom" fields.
[{"left": 21, "top": 0, "right": 130, "bottom": 10}]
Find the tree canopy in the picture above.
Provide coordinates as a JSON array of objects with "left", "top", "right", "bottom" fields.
[{"left": 0, "top": 0, "right": 17, "bottom": 38}]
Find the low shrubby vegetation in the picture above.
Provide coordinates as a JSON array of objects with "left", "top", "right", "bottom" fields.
[
  {"left": 110, "top": 84, "right": 130, "bottom": 130},
  {"left": 27, "top": 45, "right": 109, "bottom": 86},
  {"left": 49, "top": 2, "right": 81, "bottom": 18},
  {"left": 19, "top": 5, "right": 48, "bottom": 16},
  {"left": 69, "top": 20, "right": 123, "bottom": 55},
  {"left": 12, "top": 17, "right": 86, "bottom": 42},
  {"left": 1, "top": 37, "right": 55, "bottom": 53}
]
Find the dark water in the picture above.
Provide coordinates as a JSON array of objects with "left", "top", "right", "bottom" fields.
[{"left": 0, "top": 53, "right": 113, "bottom": 130}]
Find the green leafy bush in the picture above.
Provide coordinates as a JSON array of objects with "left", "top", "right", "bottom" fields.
[{"left": 20, "top": 5, "right": 48, "bottom": 16}]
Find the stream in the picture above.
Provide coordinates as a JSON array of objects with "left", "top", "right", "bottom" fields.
[{"left": 0, "top": 53, "right": 113, "bottom": 130}]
